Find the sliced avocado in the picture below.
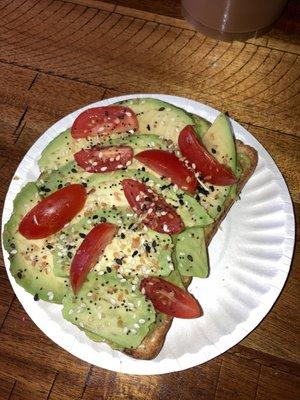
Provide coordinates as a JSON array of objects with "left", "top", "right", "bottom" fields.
[
  {"left": 174, "top": 226, "right": 208, "bottom": 278},
  {"left": 38, "top": 130, "right": 102, "bottom": 173},
  {"left": 202, "top": 113, "right": 236, "bottom": 172},
  {"left": 190, "top": 113, "right": 211, "bottom": 139},
  {"left": 39, "top": 167, "right": 213, "bottom": 227},
  {"left": 39, "top": 129, "right": 73, "bottom": 173},
  {"left": 62, "top": 270, "right": 156, "bottom": 349},
  {"left": 53, "top": 209, "right": 174, "bottom": 279},
  {"left": 117, "top": 98, "right": 194, "bottom": 141},
  {"left": 112, "top": 169, "right": 214, "bottom": 227},
  {"left": 83, "top": 329, "right": 124, "bottom": 351},
  {"left": 38, "top": 129, "right": 135, "bottom": 174},
  {"left": 39, "top": 128, "right": 171, "bottom": 176},
  {"left": 101, "top": 134, "right": 172, "bottom": 152},
  {"left": 37, "top": 161, "right": 90, "bottom": 195},
  {"left": 198, "top": 113, "right": 237, "bottom": 220},
  {"left": 199, "top": 184, "right": 231, "bottom": 219},
  {"left": 165, "top": 263, "right": 185, "bottom": 289},
  {"left": 3, "top": 182, "right": 69, "bottom": 303}
]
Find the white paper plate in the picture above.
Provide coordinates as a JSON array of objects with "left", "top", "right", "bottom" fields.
[{"left": 1, "top": 95, "right": 295, "bottom": 375}]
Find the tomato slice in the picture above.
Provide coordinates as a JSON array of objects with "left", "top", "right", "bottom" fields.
[
  {"left": 178, "top": 125, "right": 238, "bottom": 186},
  {"left": 71, "top": 106, "right": 139, "bottom": 139},
  {"left": 122, "top": 179, "right": 184, "bottom": 234},
  {"left": 134, "top": 149, "right": 197, "bottom": 193},
  {"left": 70, "top": 222, "right": 118, "bottom": 293},
  {"left": 140, "top": 277, "right": 202, "bottom": 319},
  {"left": 19, "top": 184, "right": 87, "bottom": 239},
  {"left": 74, "top": 146, "right": 133, "bottom": 173}
]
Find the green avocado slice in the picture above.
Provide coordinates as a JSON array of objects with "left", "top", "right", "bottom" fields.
[
  {"left": 173, "top": 226, "right": 208, "bottom": 278},
  {"left": 62, "top": 270, "right": 156, "bottom": 349}
]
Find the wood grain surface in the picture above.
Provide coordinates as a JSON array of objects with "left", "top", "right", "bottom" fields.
[{"left": 0, "top": 1, "right": 299, "bottom": 399}]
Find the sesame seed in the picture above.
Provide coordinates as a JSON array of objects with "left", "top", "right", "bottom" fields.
[{"left": 47, "top": 291, "right": 54, "bottom": 301}]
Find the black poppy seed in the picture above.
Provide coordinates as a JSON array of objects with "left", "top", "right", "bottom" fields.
[
  {"left": 187, "top": 255, "right": 193, "bottom": 262},
  {"left": 217, "top": 205, "right": 222, "bottom": 212},
  {"left": 67, "top": 251, "right": 73, "bottom": 259},
  {"left": 92, "top": 215, "right": 98, "bottom": 219},
  {"left": 120, "top": 233, "right": 125, "bottom": 239},
  {"left": 158, "top": 107, "right": 165, "bottom": 111},
  {"left": 79, "top": 233, "right": 86, "bottom": 238},
  {"left": 146, "top": 124, "right": 150, "bottom": 131},
  {"left": 211, "top": 148, "right": 216, "bottom": 154},
  {"left": 46, "top": 244, "right": 53, "bottom": 250},
  {"left": 34, "top": 293, "right": 39, "bottom": 301},
  {"left": 107, "top": 267, "right": 112, "bottom": 273},
  {"left": 17, "top": 272, "right": 22, "bottom": 279}
]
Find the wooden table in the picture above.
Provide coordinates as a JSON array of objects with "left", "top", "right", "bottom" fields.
[{"left": 0, "top": 1, "right": 299, "bottom": 399}]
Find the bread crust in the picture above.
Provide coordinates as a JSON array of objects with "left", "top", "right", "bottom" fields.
[{"left": 125, "top": 140, "right": 258, "bottom": 359}]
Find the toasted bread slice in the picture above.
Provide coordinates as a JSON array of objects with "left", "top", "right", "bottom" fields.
[{"left": 124, "top": 140, "right": 258, "bottom": 359}]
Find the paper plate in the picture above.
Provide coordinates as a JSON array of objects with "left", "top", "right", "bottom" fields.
[{"left": 1, "top": 94, "right": 295, "bottom": 375}]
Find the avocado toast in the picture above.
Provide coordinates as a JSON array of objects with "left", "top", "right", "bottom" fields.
[{"left": 3, "top": 98, "right": 258, "bottom": 359}]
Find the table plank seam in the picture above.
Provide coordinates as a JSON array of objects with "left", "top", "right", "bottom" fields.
[
  {"left": 7, "top": 379, "right": 16, "bottom": 400},
  {"left": 80, "top": 365, "right": 94, "bottom": 399},
  {"left": 0, "top": 58, "right": 120, "bottom": 92},
  {"left": 213, "top": 358, "right": 223, "bottom": 399},
  {"left": 46, "top": 370, "right": 59, "bottom": 400},
  {"left": 28, "top": 72, "right": 39, "bottom": 91},
  {"left": 243, "top": 122, "right": 300, "bottom": 140},
  {"left": 0, "top": 296, "right": 15, "bottom": 331},
  {"left": 254, "top": 364, "right": 262, "bottom": 400},
  {"left": 13, "top": 106, "right": 28, "bottom": 145}
]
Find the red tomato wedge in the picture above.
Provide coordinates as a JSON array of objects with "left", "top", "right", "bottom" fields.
[
  {"left": 71, "top": 106, "right": 139, "bottom": 139},
  {"left": 178, "top": 125, "right": 238, "bottom": 186},
  {"left": 122, "top": 179, "right": 184, "bottom": 234},
  {"left": 140, "top": 277, "right": 202, "bottom": 319},
  {"left": 74, "top": 146, "right": 133, "bottom": 173},
  {"left": 19, "top": 184, "right": 87, "bottom": 239},
  {"left": 134, "top": 149, "right": 197, "bottom": 193},
  {"left": 70, "top": 222, "right": 118, "bottom": 293}
]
